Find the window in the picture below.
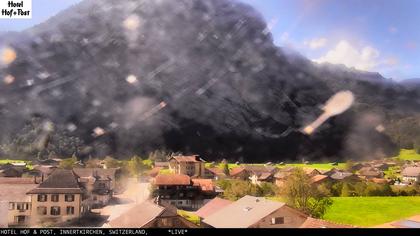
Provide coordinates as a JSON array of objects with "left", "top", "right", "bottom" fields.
[
  {"left": 9, "top": 203, "right": 14, "bottom": 210},
  {"left": 66, "top": 206, "right": 75, "bottom": 215},
  {"left": 37, "top": 206, "right": 47, "bottom": 215},
  {"left": 65, "top": 194, "right": 75, "bottom": 202},
  {"left": 14, "top": 216, "right": 26, "bottom": 223},
  {"left": 37, "top": 194, "right": 47, "bottom": 202},
  {"left": 51, "top": 194, "right": 59, "bottom": 202},
  {"left": 16, "top": 203, "right": 26, "bottom": 211},
  {"left": 50, "top": 206, "right": 61, "bottom": 216},
  {"left": 98, "top": 183, "right": 106, "bottom": 189},
  {"left": 271, "top": 217, "right": 284, "bottom": 225}
]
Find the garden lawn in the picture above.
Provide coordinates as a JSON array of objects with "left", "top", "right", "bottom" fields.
[
  {"left": 394, "top": 149, "right": 420, "bottom": 161},
  {"left": 324, "top": 197, "right": 420, "bottom": 227}
]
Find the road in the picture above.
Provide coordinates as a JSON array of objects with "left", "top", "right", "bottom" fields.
[{"left": 93, "top": 178, "right": 151, "bottom": 226}]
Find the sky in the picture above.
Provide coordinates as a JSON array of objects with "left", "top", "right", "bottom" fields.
[{"left": 0, "top": 0, "right": 419, "bottom": 80}]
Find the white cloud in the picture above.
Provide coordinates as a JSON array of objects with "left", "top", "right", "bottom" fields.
[
  {"left": 314, "top": 40, "right": 381, "bottom": 71},
  {"left": 304, "top": 37, "right": 327, "bottom": 49}
]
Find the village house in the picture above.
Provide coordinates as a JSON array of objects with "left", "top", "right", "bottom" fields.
[
  {"left": 168, "top": 155, "right": 206, "bottom": 177},
  {"left": 153, "top": 161, "right": 169, "bottom": 169},
  {"left": 328, "top": 171, "right": 361, "bottom": 182},
  {"left": 349, "top": 163, "right": 365, "bottom": 172},
  {"left": 230, "top": 165, "right": 278, "bottom": 185},
  {"left": 105, "top": 200, "right": 198, "bottom": 228},
  {"left": 154, "top": 174, "right": 217, "bottom": 210},
  {"left": 302, "top": 168, "right": 322, "bottom": 177},
  {"left": 204, "top": 167, "right": 227, "bottom": 180},
  {"left": 27, "top": 169, "right": 90, "bottom": 226},
  {"left": 0, "top": 178, "right": 38, "bottom": 227},
  {"left": 357, "top": 167, "right": 384, "bottom": 179},
  {"left": 195, "top": 197, "right": 232, "bottom": 222},
  {"left": 310, "top": 174, "right": 332, "bottom": 185},
  {"left": 0, "top": 163, "right": 25, "bottom": 177},
  {"left": 401, "top": 166, "right": 420, "bottom": 184},
  {"left": 202, "top": 195, "right": 308, "bottom": 228},
  {"left": 274, "top": 171, "right": 292, "bottom": 188},
  {"left": 73, "top": 168, "right": 120, "bottom": 207}
]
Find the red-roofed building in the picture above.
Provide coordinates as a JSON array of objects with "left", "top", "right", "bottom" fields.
[{"left": 154, "top": 174, "right": 217, "bottom": 211}]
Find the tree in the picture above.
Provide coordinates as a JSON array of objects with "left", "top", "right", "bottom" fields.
[
  {"left": 282, "top": 168, "right": 332, "bottom": 218},
  {"left": 414, "top": 137, "right": 420, "bottom": 154},
  {"left": 221, "top": 162, "right": 230, "bottom": 176},
  {"left": 127, "top": 155, "right": 145, "bottom": 177},
  {"left": 59, "top": 156, "right": 77, "bottom": 170},
  {"left": 104, "top": 156, "right": 120, "bottom": 168},
  {"left": 345, "top": 160, "right": 355, "bottom": 173},
  {"left": 222, "top": 180, "right": 259, "bottom": 201},
  {"left": 0, "top": 117, "right": 86, "bottom": 160},
  {"left": 340, "top": 182, "right": 351, "bottom": 197}
]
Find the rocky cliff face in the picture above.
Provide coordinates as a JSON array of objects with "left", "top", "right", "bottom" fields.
[{"left": 0, "top": 0, "right": 418, "bottom": 161}]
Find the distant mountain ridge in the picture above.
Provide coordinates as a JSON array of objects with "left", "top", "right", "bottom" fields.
[{"left": 0, "top": 0, "right": 418, "bottom": 162}]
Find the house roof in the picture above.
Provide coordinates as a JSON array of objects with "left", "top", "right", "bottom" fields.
[
  {"left": 0, "top": 183, "right": 38, "bottom": 202},
  {"left": 330, "top": 171, "right": 355, "bottom": 180},
  {"left": 154, "top": 162, "right": 169, "bottom": 167},
  {"left": 274, "top": 171, "right": 291, "bottom": 179},
  {"left": 358, "top": 167, "right": 382, "bottom": 177},
  {"left": 170, "top": 155, "right": 205, "bottom": 163},
  {"left": 202, "top": 195, "right": 286, "bottom": 228},
  {"left": 370, "top": 178, "right": 388, "bottom": 184},
  {"left": 27, "top": 169, "right": 83, "bottom": 194},
  {"left": 206, "top": 167, "right": 226, "bottom": 176},
  {"left": 258, "top": 172, "right": 273, "bottom": 180},
  {"left": 374, "top": 215, "right": 420, "bottom": 228},
  {"left": 300, "top": 217, "right": 355, "bottom": 228},
  {"left": 192, "top": 179, "right": 214, "bottom": 192},
  {"left": 73, "top": 168, "right": 119, "bottom": 180},
  {"left": 154, "top": 174, "right": 191, "bottom": 186},
  {"left": 107, "top": 201, "right": 167, "bottom": 227},
  {"left": 401, "top": 167, "right": 420, "bottom": 177},
  {"left": 195, "top": 197, "right": 232, "bottom": 219},
  {"left": 0, "top": 177, "right": 36, "bottom": 184},
  {"left": 310, "top": 175, "right": 329, "bottom": 184},
  {"left": 278, "top": 166, "right": 296, "bottom": 172},
  {"left": 229, "top": 167, "right": 246, "bottom": 176},
  {"left": 303, "top": 168, "right": 320, "bottom": 175},
  {"left": 243, "top": 165, "right": 278, "bottom": 174},
  {"left": 148, "top": 167, "right": 162, "bottom": 177}
]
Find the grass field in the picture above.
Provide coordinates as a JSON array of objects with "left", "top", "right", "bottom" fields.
[
  {"left": 394, "top": 149, "right": 420, "bottom": 161},
  {"left": 281, "top": 163, "right": 346, "bottom": 170},
  {"left": 205, "top": 162, "right": 344, "bottom": 171},
  {"left": 324, "top": 197, "right": 420, "bottom": 227},
  {"left": 177, "top": 210, "right": 200, "bottom": 225}
]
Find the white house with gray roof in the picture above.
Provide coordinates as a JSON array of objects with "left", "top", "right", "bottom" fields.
[{"left": 202, "top": 195, "right": 307, "bottom": 228}]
